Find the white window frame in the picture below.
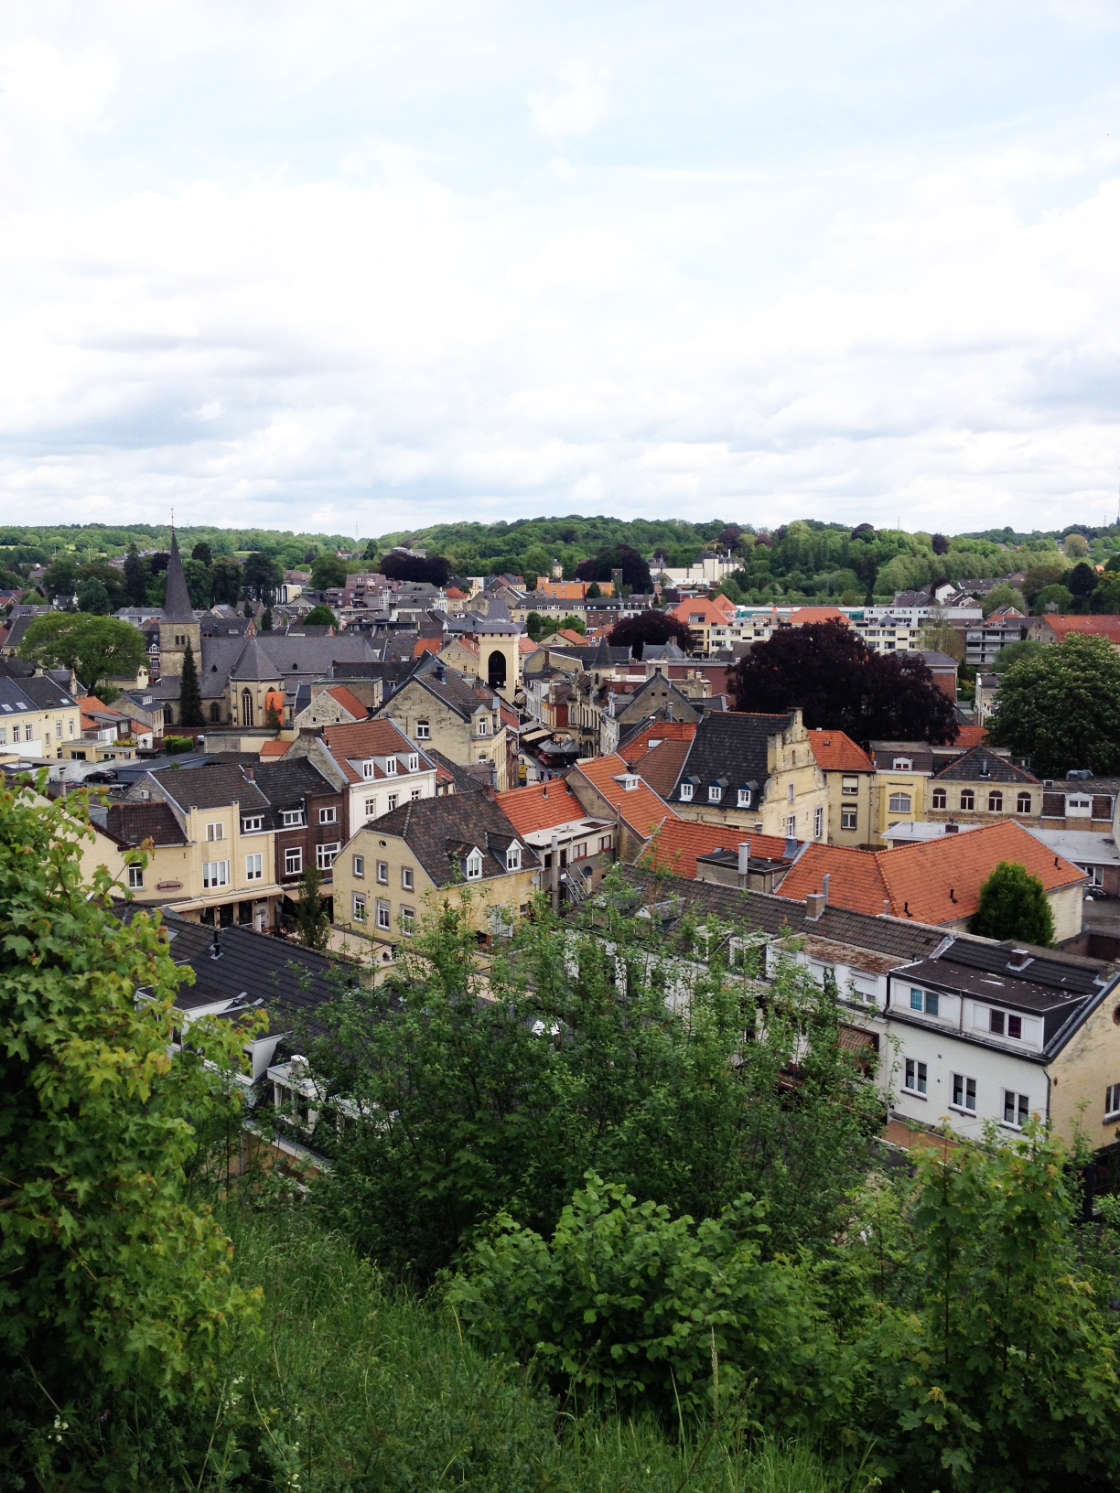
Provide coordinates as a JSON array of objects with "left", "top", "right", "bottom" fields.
[
  {"left": 840, "top": 806, "right": 858, "bottom": 832},
  {"left": 384, "top": 757, "right": 398, "bottom": 776},
  {"left": 888, "top": 792, "right": 912, "bottom": 815},
  {"left": 245, "top": 852, "right": 263, "bottom": 882},
  {"left": 376, "top": 898, "right": 391, "bottom": 930},
  {"left": 785, "top": 815, "right": 796, "bottom": 838},
  {"left": 680, "top": 782, "right": 693, "bottom": 801},
  {"left": 127, "top": 864, "right": 144, "bottom": 890},
  {"left": 284, "top": 847, "right": 302, "bottom": 876},
  {"left": 352, "top": 891, "right": 366, "bottom": 923},
  {"left": 893, "top": 757, "right": 912, "bottom": 771},
  {"left": 841, "top": 776, "right": 858, "bottom": 797},
  {"left": 708, "top": 785, "right": 722, "bottom": 803},
  {"left": 737, "top": 787, "right": 751, "bottom": 808},
  {"left": 202, "top": 859, "right": 230, "bottom": 890},
  {"left": 814, "top": 805, "right": 824, "bottom": 839},
  {"left": 281, "top": 808, "right": 304, "bottom": 828},
  {"left": 318, "top": 806, "right": 337, "bottom": 824},
  {"left": 465, "top": 849, "right": 483, "bottom": 880},
  {"left": 400, "top": 905, "right": 416, "bottom": 935},
  {"left": 242, "top": 814, "right": 263, "bottom": 833},
  {"left": 387, "top": 792, "right": 399, "bottom": 811},
  {"left": 1002, "top": 1090, "right": 1029, "bottom": 1128},
  {"left": 476, "top": 716, "right": 489, "bottom": 736},
  {"left": 951, "top": 1073, "right": 977, "bottom": 1114},
  {"left": 903, "top": 1058, "right": 928, "bottom": 1096},
  {"left": 909, "top": 987, "right": 940, "bottom": 1017},
  {"left": 506, "top": 844, "right": 521, "bottom": 872},
  {"left": 377, "top": 860, "right": 389, "bottom": 884},
  {"left": 364, "top": 797, "right": 378, "bottom": 819},
  {"left": 415, "top": 720, "right": 430, "bottom": 739},
  {"left": 401, "top": 865, "right": 414, "bottom": 890},
  {"left": 352, "top": 854, "right": 364, "bottom": 878},
  {"left": 1106, "top": 1082, "right": 1120, "bottom": 1120},
  {"left": 316, "top": 842, "right": 340, "bottom": 870},
  {"left": 408, "top": 754, "right": 420, "bottom": 772}
]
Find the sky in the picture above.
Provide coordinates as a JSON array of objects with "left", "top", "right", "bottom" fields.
[{"left": 3, "top": 1, "right": 1120, "bottom": 539}]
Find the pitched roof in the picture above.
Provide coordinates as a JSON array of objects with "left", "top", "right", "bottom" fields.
[
  {"left": 570, "top": 753, "right": 672, "bottom": 836},
  {"left": 669, "top": 712, "right": 795, "bottom": 807},
  {"left": 788, "top": 606, "right": 849, "bottom": 624},
  {"left": 626, "top": 738, "right": 692, "bottom": 799},
  {"left": 668, "top": 595, "right": 736, "bottom": 626},
  {"left": 807, "top": 729, "right": 875, "bottom": 773},
  {"left": 1037, "top": 614, "right": 1120, "bottom": 643},
  {"left": 413, "top": 637, "right": 442, "bottom": 659},
  {"left": 953, "top": 724, "right": 989, "bottom": 749},
  {"left": 106, "top": 801, "right": 188, "bottom": 846},
  {"left": 639, "top": 818, "right": 791, "bottom": 880},
  {"left": 324, "top": 684, "right": 368, "bottom": 720},
  {"left": 360, "top": 794, "right": 539, "bottom": 888},
  {"left": 931, "top": 744, "right": 1038, "bottom": 785},
  {"left": 259, "top": 739, "right": 291, "bottom": 758},
  {"left": 162, "top": 529, "right": 195, "bottom": 622},
  {"left": 496, "top": 780, "right": 592, "bottom": 836},
  {"left": 148, "top": 761, "right": 269, "bottom": 813},
  {"left": 319, "top": 718, "right": 427, "bottom": 784},
  {"left": 618, "top": 718, "right": 698, "bottom": 762},
  {"left": 776, "top": 820, "right": 1085, "bottom": 925}
]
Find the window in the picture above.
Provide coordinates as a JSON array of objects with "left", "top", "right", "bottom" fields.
[
  {"left": 893, "top": 757, "right": 912, "bottom": 771},
  {"left": 787, "top": 783, "right": 795, "bottom": 804},
  {"left": 384, "top": 757, "right": 397, "bottom": 775},
  {"left": 364, "top": 797, "right": 378, "bottom": 819},
  {"left": 206, "top": 821, "right": 225, "bottom": 842},
  {"left": 281, "top": 809, "right": 304, "bottom": 827},
  {"left": 377, "top": 860, "right": 389, "bottom": 884},
  {"left": 401, "top": 865, "right": 414, "bottom": 890},
  {"left": 841, "top": 776, "right": 858, "bottom": 797},
  {"left": 841, "top": 806, "right": 858, "bottom": 832},
  {"left": 363, "top": 761, "right": 375, "bottom": 780},
  {"left": 988, "top": 791, "right": 1003, "bottom": 813},
  {"left": 1106, "top": 1083, "right": 1120, "bottom": 1119},
  {"left": 128, "top": 864, "right": 144, "bottom": 890},
  {"left": 888, "top": 792, "right": 912, "bottom": 815},
  {"left": 408, "top": 754, "right": 419, "bottom": 772},
  {"left": 318, "top": 806, "right": 337, "bottom": 824},
  {"left": 316, "top": 842, "right": 339, "bottom": 870},
  {"left": 903, "top": 1058, "right": 928, "bottom": 1096},
  {"left": 476, "top": 716, "right": 489, "bottom": 736},
  {"left": 1017, "top": 792, "right": 1032, "bottom": 813},
  {"left": 242, "top": 815, "right": 263, "bottom": 833},
  {"left": 1003, "top": 1090, "right": 1029, "bottom": 1128},
  {"left": 506, "top": 843, "right": 521, "bottom": 871},
  {"left": 680, "top": 782, "right": 693, "bottom": 801},
  {"left": 410, "top": 789, "right": 421, "bottom": 801},
  {"left": 245, "top": 852, "right": 263, "bottom": 881},
  {"left": 909, "top": 987, "right": 940, "bottom": 1017},
  {"left": 352, "top": 891, "right": 366, "bottom": 922},
  {"left": 24, "top": 724, "right": 32, "bottom": 742},
  {"left": 465, "top": 849, "right": 483, "bottom": 880},
  {"left": 387, "top": 792, "right": 399, "bottom": 811},
  {"left": 415, "top": 719, "right": 430, "bottom": 739},
  {"left": 598, "top": 834, "right": 612, "bottom": 852},
  {"left": 708, "top": 785, "right": 722, "bottom": 803},
  {"left": 202, "top": 860, "right": 230, "bottom": 889},
  {"left": 814, "top": 806, "right": 824, "bottom": 839},
  {"left": 989, "top": 1010, "right": 1023, "bottom": 1040},
  {"left": 400, "top": 905, "right": 416, "bottom": 935},
  {"left": 0, "top": 728, "right": 6, "bottom": 746},
  {"left": 931, "top": 788, "right": 947, "bottom": 809},
  {"left": 952, "top": 1073, "right": 977, "bottom": 1113},
  {"left": 376, "top": 898, "right": 391, "bottom": 930},
  {"left": 352, "top": 854, "right": 364, "bottom": 878},
  {"left": 785, "top": 815, "right": 796, "bottom": 838},
  {"left": 737, "top": 787, "right": 751, "bottom": 808},
  {"left": 959, "top": 789, "right": 975, "bottom": 811},
  {"left": 284, "top": 847, "right": 302, "bottom": 876}
]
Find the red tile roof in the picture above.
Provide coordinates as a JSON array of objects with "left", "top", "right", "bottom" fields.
[
  {"left": 641, "top": 818, "right": 790, "bottom": 880},
  {"left": 412, "top": 637, "right": 442, "bottom": 659},
  {"left": 952, "top": 725, "right": 988, "bottom": 750},
  {"left": 788, "top": 606, "right": 849, "bottom": 625},
  {"left": 807, "top": 729, "right": 875, "bottom": 772},
  {"left": 626, "top": 739, "right": 691, "bottom": 798},
  {"left": 259, "top": 739, "right": 291, "bottom": 757},
  {"left": 619, "top": 719, "right": 698, "bottom": 764},
  {"left": 496, "top": 780, "right": 591, "bottom": 836},
  {"left": 320, "top": 718, "right": 423, "bottom": 784},
  {"left": 669, "top": 595, "right": 736, "bottom": 626},
  {"left": 777, "top": 820, "right": 1084, "bottom": 925},
  {"left": 572, "top": 752, "right": 672, "bottom": 836},
  {"left": 1037, "top": 615, "right": 1120, "bottom": 643},
  {"left": 325, "top": 684, "right": 368, "bottom": 720}
]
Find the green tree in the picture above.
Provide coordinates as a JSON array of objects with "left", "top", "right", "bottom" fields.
[
  {"left": 988, "top": 633, "right": 1120, "bottom": 777},
  {"left": 980, "top": 582, "right": 1027, "bottom": 616},
  {"left": 524, "top": 610, "right": 545, "bottom": 640},
  {"left": 1034, "top": 582, "right": 1074, "bottom": 614},
  {"left": 260, "top": 604, "right": 273, "bottom": 632},
  {"left": 558, "top": 613, "right": 586, "bottom": 635},
  {"left": 1023, "top": 557, "right": 1069, "bottom": 604},
  {"left": 0, "top": 782, "right": 260, "bottom": 1466},
  {"left": 294, "top": 863, "right": 331, "bottom": 951},
  {"left": 211, "top": 554, "right": 243, "bottom": 606},
  {"left": 310, "top": 552, "right": 348, "bottom": 591},
  {"left": 1064, "top": 531, "right": 1090, "bottom": 557},
  {"left": 190, "top": 540, "right": 213, "bottom": 566},
  {"left": 970, "top": 861, "right": 1055, "bottom": 946},
  {"left": 40, "top": 556, "right": 78, "bottom": 601},
  {"left": 21, "top": 612, "right": 145, "bottom": 698},
  {"left": 242, "top": 550, "right": 282, "bottom": 603},
  {"left": 178, "top": 640, "right": 203, "bottom": 728},
  {"left": 75, "top": 577, "right": 111, "bottom": 614},
  {"left": 182, "top": 556, "right": 213, "bottom": 607},
  {"left": 123, "top": 542, "right": 148, "bottom": 606},
  {"left": 585, "top": 581, "right": 602, "bottom": 598},
  {"left": 991, "top": 639, "right": 1044, "bottom": 674},
  {"left": 301, "top": 604, "right": 337, "bottom": 627}
]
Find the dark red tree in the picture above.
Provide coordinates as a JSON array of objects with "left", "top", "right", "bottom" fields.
[
  {"left": 378, "top": 552, "right": 452, "bottom": 586},
  {"left": 931, "top": 533, "right": 949, "bottom": 555},
  {"left": 575, "top": 545, "right": 652, "bottom": 593},
  {"left": 729, "top": 620, "right": 957, "bottom": 747},
  {"left": 607, "top": 611, "right": 695, "bottom": 659}
]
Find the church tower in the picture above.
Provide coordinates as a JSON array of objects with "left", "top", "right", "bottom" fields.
[{"left": 158, "top": 529, "right": 202, "bottom": 683}]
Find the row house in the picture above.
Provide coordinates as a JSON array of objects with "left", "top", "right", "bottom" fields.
[
  {"left": 375, "top": 654, "right": 515, "bottom": 791},
  {"left": 496, "top": 780, "right": 616, "bottom": 904},
  {"left": 0, "top": 670, "right": 81, "bottom": 760},
  {"left": 286, "top": 717, "right": 438, "bottom": 832}
]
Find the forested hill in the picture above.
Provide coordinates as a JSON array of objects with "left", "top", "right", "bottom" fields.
[{"left": 3, "top": 517, "right": 1119, "bottom": 608}]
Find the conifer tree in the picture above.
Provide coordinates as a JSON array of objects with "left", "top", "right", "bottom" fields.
[{"left": 178, "top": 640, "right": 203, "bottom": 727}]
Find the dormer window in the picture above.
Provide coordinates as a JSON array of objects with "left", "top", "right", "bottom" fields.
[
  {"left": 408, "top": 754, "right": 420, "bottom": 773},
  {"left": 708, "top": 785, "right": 722, "bottom": 803},
  {"left": 680, "top": 782, "right": 693, "bottom": 801},
  {"left": 363, "top": 760, "right": 375, "bottom": 779},
  {"left": 476, "top": 716, "right": 489, "bottom": 736},
  {"left": 506, "top": 843, "right": 522, "bottom": 872},
  {"left": 242, "top": 815, "right": 263, "bottom": 833},
  {"left": 465, "top": 848, "right": 483, "bottom": 880},
  {"left": 893, "top": 757, "right": 912, "bottom": 771},
  {"left": 384, "top": 757, "right": 397, "bottom": 775},
  {"left": 281, "top": 808, "right": 304, "bottom": 827},
  {"left": 737, "top": 787, "right": 751, "bottom": 808}
]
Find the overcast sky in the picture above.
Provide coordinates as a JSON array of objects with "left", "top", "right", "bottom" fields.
[{"left": 3, "top": 2, "right": 1120, "bottom": 538}]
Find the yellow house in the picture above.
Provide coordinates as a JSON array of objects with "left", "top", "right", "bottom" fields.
[
  {"left": 868, "top": 741, "right": 931, "bottom": 845},
  {"left": 663, "top": 709, "right": 829, "bottom": 843},
  {"left": 332, "top": 794, "right": 540, "bottom": 963},
  {"left": 374, "top": 656, "right": 512, "bottom": 791},
  {"left": 0, "top": 671, "right": 81, "bottom": 760},
  {"left": 806, "top": 729, "right": 877, "bottom": 847}
]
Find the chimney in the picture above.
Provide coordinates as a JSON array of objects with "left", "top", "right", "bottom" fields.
[
  {"left": 806, "top": 891, "right": 825, "bottom": 921},
  {"left": 821, "top": 872, "right": 830, "bottom": 907},
  {"left": 737, "top": 840, "right": 751, "bottom": 877},
  {"left": 945, "top": 821, "right": 959, "bottom": 834},
  {"left": 210, "top": 926, "right": 222, "bottom": 960},
  {"left": 243, "top": 762, "right": 254, "bottom": 781}
]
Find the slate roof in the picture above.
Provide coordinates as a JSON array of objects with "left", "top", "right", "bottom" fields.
[
  {"left": 669, "top": 712, "right": 795, "bottom": 806},
  {"left": 931, "top": 745, "right": 1038, "bottom": 785},
  {"left": 0, "top": 672, "right": 78, "bottom": 718},
  {"left": 776, "top": 820, "right": 1086, "bottom": 925},
  {"left": 385, "top": 655, "right": 498, "bottom": 721},
  {"left": 423, "top": 747, "right": 488, "bottom": 795},
  {"left": 106, "top": 801, "right": 188, "bottom": 846},
  {"left": 254, "top": 757, "right": 338, "bottom": 811},
  {"left": 148, "top": 761, "right": 269, "bottom": 813},
  {"left": 163, "top": 530, "right": 195, "bottom": 622},
  {"left": 361, "top": 794, "right": 539, "bottom": 888}
]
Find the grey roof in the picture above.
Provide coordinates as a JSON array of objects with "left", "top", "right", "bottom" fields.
[
  {"left": 386, "top": 655, "right": 497, "bottom": 721},
  {"left": 669, "top": 712, "right": 794, "bottom": 806},
  {"left": 362, "top": 793, "right": 538, "bottom": 888},
  {"left": 932, "top": 745, "right": 1038, "bottom": 785},
  {"left": 148, "top": 761, "right": 269, "bottom": 813},
  {"left": 1024, "top": 826, "right": 1120, "bottom": 867},
  {"left": 0, "top": 672, "right": 77, "bottom": 717},
  {"left": 163, "top": 529, "right": 195, "bottom": 622},
  {"left": 254, "top": 758, "right": 338, "bottom": 812}
]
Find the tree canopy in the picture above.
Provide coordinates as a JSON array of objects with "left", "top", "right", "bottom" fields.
[
  {"left": 987, "top": 633, "right": 1120, "bottom": 778},
  {"left": 575, "top": 543, "right": 652, "bottom": 593},
  {"left": 607, "top": 609, "right": 694, "bottom": 658},
  {"left": 379, "top": 551, "right": 452, "bottom": 586},
  {"left": 730, "top": 620, "right": 958, "bottom": 746},
  {"left": 302, "top": 603, "right": 338, "bottom": 627},
  {"left": 310, "top": 552, "right": 348, "bottom": 591},
  {"left": 20, "top": 612, "right": 146, "bottom": 698},
  {"left": 970, "top": 861, "right": 1055, "bottom": 946}
]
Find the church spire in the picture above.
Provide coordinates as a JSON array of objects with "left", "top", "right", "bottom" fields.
[{"left": 163, "top": 527, "right": 194, "bottom": 621}]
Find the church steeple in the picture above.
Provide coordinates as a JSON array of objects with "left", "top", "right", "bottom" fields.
[{"left": 163, "top": 528, "right": 194, "bottom": 621}]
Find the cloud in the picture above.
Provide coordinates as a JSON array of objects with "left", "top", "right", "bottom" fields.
[{"left": 528, "top": 64, "right": 608, "bottom": 141}]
